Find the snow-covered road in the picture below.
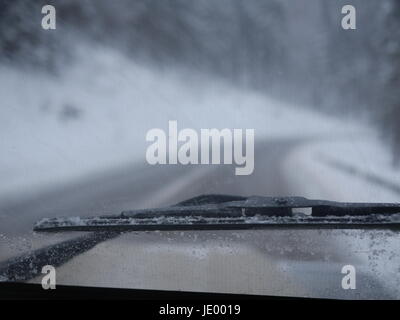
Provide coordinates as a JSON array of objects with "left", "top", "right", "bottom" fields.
[{"left": 0, "top": 44, "right": 372, "bottom": 205}]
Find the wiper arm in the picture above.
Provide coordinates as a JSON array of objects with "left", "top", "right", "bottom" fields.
[{"left": 33, "top": 194, "right": 400, "bottom": 232}]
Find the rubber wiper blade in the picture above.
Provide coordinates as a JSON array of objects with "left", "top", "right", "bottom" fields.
[{"left": 33, "top": 194, "right": 400, "bottom": 232}]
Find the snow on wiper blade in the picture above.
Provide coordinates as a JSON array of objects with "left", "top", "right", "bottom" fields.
[{"left": 33, "top": 195, "right": 400, "bottom": 232}]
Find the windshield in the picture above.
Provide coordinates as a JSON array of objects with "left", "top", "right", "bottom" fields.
[{"left": 0, "top": 0, "right": 399, "bottom": 300}]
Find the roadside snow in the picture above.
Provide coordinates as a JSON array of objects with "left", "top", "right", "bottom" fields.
[{"left": 283, "top": 137, "right": 400, "bottom": 202}]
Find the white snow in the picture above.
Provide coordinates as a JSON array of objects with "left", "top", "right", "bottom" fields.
[
  {"left": 283, "top": 137, "right": 400, "bottom": 203},
  {"left": 0, "top": 42, "right": 399, "bottom": 205}
]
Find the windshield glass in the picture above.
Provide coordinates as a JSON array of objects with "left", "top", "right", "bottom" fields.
[{"left": 0, "top": 0, "right": 399, "bottom": 299}]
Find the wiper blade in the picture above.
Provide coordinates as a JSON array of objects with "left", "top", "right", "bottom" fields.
[{"left": 33, "top": 194, "right": 400, "bottom": 232}]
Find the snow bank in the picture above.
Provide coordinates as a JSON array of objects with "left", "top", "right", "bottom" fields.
[{"left": 283, "top": 137, "right": 400, "bottom": 202}]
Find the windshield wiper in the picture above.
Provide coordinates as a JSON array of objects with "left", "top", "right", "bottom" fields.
[{"left": 33, "top": 194, "right": 400, "bottom": 232}]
